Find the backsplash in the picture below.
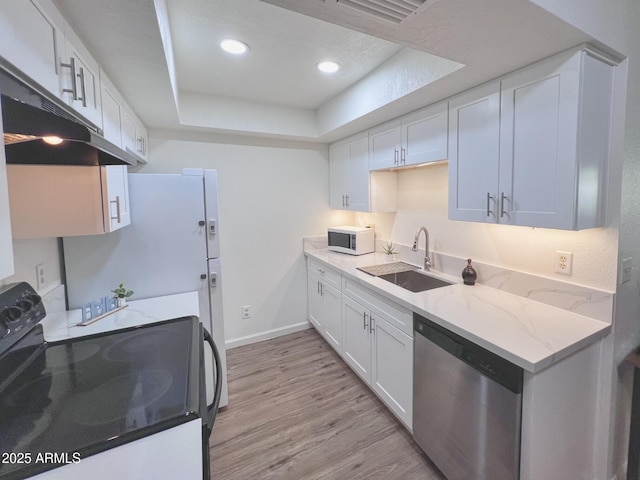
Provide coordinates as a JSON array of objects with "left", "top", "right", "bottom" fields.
[{"left": 304, "top": 236, "right": 614, "bottom": 324}]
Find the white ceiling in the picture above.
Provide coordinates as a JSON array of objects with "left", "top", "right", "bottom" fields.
[
  {"left": 168, "top": 0, "right": 404, "bottom": 110},
  {"left": 52, "top": 0, "right": 603, "bottom": 143}
]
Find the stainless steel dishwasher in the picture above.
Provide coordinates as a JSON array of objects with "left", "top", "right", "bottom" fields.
[{"left": 413, "top": 313, "right": 523, "bottom": 480}]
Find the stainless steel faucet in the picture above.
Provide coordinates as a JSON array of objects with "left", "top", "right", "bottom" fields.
[{"left": 412, "top": 226, "right": 432, "bottom": 271}]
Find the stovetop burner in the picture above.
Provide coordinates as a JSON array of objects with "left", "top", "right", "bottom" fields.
[
  {"left": 69, "top": 369, "right": 174, "bottom": 426},
  {"left": 104, "top": 328, "right": 175, "bottom": 361}
]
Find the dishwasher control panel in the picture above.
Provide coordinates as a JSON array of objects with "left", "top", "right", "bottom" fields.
[{"left": 414, "top": 314, "right": 523, "bottom": 394}]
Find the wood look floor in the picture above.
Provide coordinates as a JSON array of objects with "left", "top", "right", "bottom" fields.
[{"left": 209, "top": 328, "right": 445, "bottom": 480}]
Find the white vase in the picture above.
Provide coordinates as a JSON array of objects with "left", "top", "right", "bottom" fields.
[{"left": 117, "top": 297, "right": 127, "bottom": 307}]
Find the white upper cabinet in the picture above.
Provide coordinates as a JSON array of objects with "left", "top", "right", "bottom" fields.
[
  {"left": 448, "top": 82, "right": 501, "bottom": 223},
  {"left": 330, "top": 131, "right": 396, "bottom": 213},
  {"left": 0, "top": 0, "right": 102, "bottom": 128},
  {"left": 122, "top": 105, "right": 149, "bottom": 162},
  {"left": 368, "top": 120, "right": 402, "bottom": 170},
  {"left": 449, "top": 48, "right": 614, "bottom": 230},
  {"left": 0, "top": 0, "right": 65, "bottom": 95},
  {"left": 499, "top": 50, "right": 613, "bottom": 229},
  {"left": 100, "top": 70, "right": 124, "bottom": 148},
  {"left": 369, "top": 101, "right": 448, "bottom": 170},
  {"left": 103, "top": 165, "right": 131, "bottom": 232},
  {"left": 61, "top": 28, "right": 102, "bottom": 128},
  {"left": 7, "top": 165, "right": 131, "bottom": 238}
]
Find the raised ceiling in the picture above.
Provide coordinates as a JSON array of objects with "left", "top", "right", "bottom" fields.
[{"left": 53, "top": 0, "right": 597, "bottom": 142}]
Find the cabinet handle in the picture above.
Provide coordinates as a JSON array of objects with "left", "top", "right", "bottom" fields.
[
  {"left": 342, "top": 194, "right": 346, "bottom": 207},
  {"left": 110, "top": 195, "right": 121, "bottom": 223},
  {"left": 345, "top": 195, "right": 349, "bottom": 208},
  {"left": 394, "top": 149, "right": 398, "bottom": 166},
  {"left": 317, "top": 281, "right": 320, "bottom": 295},
  {"left": 363, "top": 312, "right": 368, "bottom": 330},
  {"left": 60, "top": 57, "right": 79, "bottom": 100},
  {"left": 78, "top": 66, "right": 87, "bottom": 107},
  {"left": 486, "top": 192, "right": 493, "bottom": 217},
  {"left": 401, "top": 147, "right": 406, "bottom": 165},
  {"left": 369, "top": 316, "right": 375, "bottom": 334},
  {"left": 500, "top": 192, "right": 508, "bottom": 218},
  {"left": 317, "top": 269, "right": 325, "bottom": 274}
]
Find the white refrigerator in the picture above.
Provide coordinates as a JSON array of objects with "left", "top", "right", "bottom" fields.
[{"left": 63, "top": 168, "right": 228, "bottom": 407}]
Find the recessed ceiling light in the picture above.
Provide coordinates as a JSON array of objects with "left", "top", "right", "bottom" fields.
[
  {"left": 317, "top": 61, "right": 340, "bottom": 74},
  {"left": 220, "top": 39, "right": 249, "bottom": 55}
]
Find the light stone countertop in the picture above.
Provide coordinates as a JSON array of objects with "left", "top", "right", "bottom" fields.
[
  {"left": 41, "top": 291, "right": 200, "bottom": 342},
  {"left": 305, "top": 248, "right": 610, "bottom": 373}
]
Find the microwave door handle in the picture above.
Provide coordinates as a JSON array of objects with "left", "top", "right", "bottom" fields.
[{"left": 203, "top": 327, "right": 223, "bottom": 434}]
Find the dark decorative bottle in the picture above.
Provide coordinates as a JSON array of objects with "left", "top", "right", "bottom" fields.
[{"left": 462, "top": 259, "right": 477, "bottom": 285}]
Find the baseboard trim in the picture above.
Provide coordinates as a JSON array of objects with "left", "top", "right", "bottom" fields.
[{"left": 226, "top": 321, "right": 312, "bottom": 349}]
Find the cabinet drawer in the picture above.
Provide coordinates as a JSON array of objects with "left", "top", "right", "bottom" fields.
[
  {"left": 343, "top": 278, "right": 412, "bottom": 336},
  {"left": 308, "top": 259, "right": 341, "bottom": 290}
]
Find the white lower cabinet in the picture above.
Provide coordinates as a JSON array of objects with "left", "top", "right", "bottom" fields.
[
  {"left": 306, "top": 257, "right": 413, "bottom": 429},
  {"left": 307, "top": 260, "right": 343, "bottom": 354},
  {"left": 342, "top": 287, "right": 413, "bottom": 429}
]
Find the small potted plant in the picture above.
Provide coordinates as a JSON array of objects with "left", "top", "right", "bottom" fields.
[
  {"left": 112, "top": 282, "right": 134, "bottom": 307},
  {"left": 383, "top": 242, "right": 399, "bottom": 261}
]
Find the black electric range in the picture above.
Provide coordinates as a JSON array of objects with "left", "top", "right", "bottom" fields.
[{"left": 0, "top": 282, "right": 221, "bottom": 480}]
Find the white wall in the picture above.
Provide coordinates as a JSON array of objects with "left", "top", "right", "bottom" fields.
[
  {"left": 356, "top": 164, "right": 618, "bottom": 291},
  {"left": 141, "top": 131, "right": 353, "bottom": 346},
  {"left": 1, "top": 238, "right": 63, "bottom": 294}
]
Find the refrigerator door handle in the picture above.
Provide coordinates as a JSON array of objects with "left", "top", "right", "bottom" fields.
[
  {"left": 208, "top": 219, "right": 217, "bottom": 236},
  {"left": 210, "top": 272, "right": 217, "bottom": 288}
]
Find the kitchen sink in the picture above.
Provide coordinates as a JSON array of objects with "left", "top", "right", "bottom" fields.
[{"left": 378, "top": 270, "right": 452, "bottom": 293}]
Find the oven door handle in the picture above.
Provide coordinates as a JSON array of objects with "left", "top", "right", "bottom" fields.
[{"left": 203, "top": 327, "right": 223, "bottom": 434}]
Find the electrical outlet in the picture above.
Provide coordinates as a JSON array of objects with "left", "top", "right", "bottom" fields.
[
  {"left": 35, "top": 263, "right": 46, "bottom": 290},
  {"left": 554, "top": 251, "right": 573, "bottom": 275},
  {"left": 241, "top": 305, "right": 251, "bottom": 319},
  {"left": 621, "top": 257, "right": 633, "bottom": 284}
]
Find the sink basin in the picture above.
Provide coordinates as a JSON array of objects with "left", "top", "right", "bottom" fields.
[{"left": 379, "top": 270, "right": 452, "bottom": 293}]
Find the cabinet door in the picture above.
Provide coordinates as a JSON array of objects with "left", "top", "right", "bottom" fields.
[
  {"left": 329, "top": 141, "right": 349, "bottom": 209},
  {"left": 346, "top": 133, "right": 370, "bottom": 212},
  {"left": 100, "top": 71, "right": 123, "bottom": 148},
  {"left": 371, "top": 315, "right": 413, "bottom": 429},
  {"left": 0, "top": 0, "right": 64, "bottom": 96},
  {"left": 342, "top": 296, "right": 371, "bottom": 383},
  {"left": 402, "top": 102, "right": 448, "bottom": 167},
  {"left": 103, "top": 165, "right": 131, "bottom": 232},
  {"left": 448, "top": 82, "right": 501, "bottom": 222},
  {"left": 369, "top": 120, "right": 401, "bottom": 170},
  {"left": 499, "top": 52, "right": 581, "bottom": 228},
  {"left": 323, "top": 283, "right": 342, "bottom": 354},
  {"left": 63, "top": 34, "right": 102, "bottom": 128},
  {"left": 122, "top": 107, "right": 148, "bottom": 162},
  {"left": 307, "top": 273, "right": 323, "bottom": 331},
  {"left": 0, "top": 108, "right": 14, "bottom": 279}
]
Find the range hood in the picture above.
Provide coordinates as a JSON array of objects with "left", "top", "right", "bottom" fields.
[{"left": 0, "top": 66, "right": 137, "bottom": 166}]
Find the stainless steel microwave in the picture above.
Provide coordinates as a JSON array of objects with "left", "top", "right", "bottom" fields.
[{"left": 327, "top": 226, "right": 374, "bottom": 255}]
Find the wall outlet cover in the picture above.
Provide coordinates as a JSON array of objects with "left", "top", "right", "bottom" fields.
[{"left": 555, "top": 250, "right": 573, "bottom": 275}]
